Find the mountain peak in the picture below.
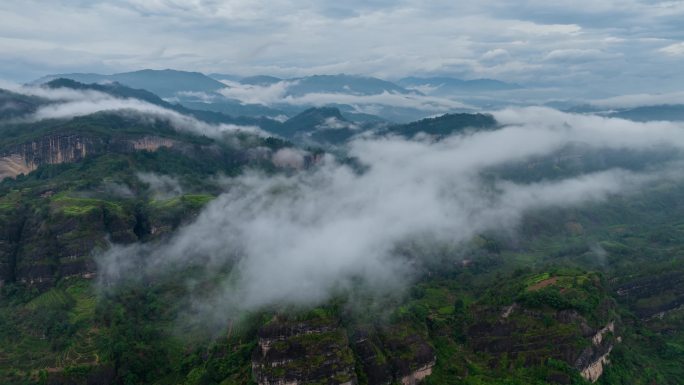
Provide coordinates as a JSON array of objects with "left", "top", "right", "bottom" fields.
[
  {"left": 292, "top": 106, "right": 346, "bottom": 121},
  {"left": 36, "top": 69, "right": 226, "bottom": 97}
]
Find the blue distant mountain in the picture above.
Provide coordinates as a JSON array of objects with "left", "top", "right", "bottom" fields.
[
  {"left": 563, "top": 103, "right": 684, "bottom": 122},
  {"left": 36, "top": 69, "right": 227, "bottom": 97},
  {"left": 239, "top": 75, "right": 283, "bottom": 86},
  {"left": 608, "top": 105, "right": 684, "bottom": 122}
]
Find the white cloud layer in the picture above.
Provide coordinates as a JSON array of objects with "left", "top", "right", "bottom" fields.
[
  {"left": 590, "top": 91, "right": 684, "bottom": 109},
  {"left": 282, "top": 91, "right": 470, "bottom": 111},
  {"left": 660, "top": 42, "right": 684, "bottom": 56},
  {"left": 97, "top": 107, "right": 684, "bottom": 328},
  {"left": 217, "top": 79, "right": 295, "bottom": 105},
  {"left": 137, "top": 172, "right": 184, "bottom": 199},
  {"left": 211, "top": 80, "right": 472, "bottom": 112},
  {"left": 7, "top": 84, "right": 264, "bottom": 137}
]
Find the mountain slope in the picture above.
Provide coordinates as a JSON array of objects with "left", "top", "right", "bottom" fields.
[
  {"left": 0, "top": 89, "right": 43, "bottom": 119},
  {"left": 2, "top": 79, "right": 684, "bottom": 385},
  {"left": 386, "top": 112, "right": 498, "bottom": 138}
]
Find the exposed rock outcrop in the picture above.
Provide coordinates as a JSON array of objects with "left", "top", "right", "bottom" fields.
[
  {"left": 252, "top": 317, "right": 436, "bottom": 385},
  {"left": 351, "top": 331, "right": 393, "bottom": 385},
  {"left": 0, "top": 134, "right": 93, "bottom": 178},
  {"left": 468, "top": 304, "right": 618, "bottom": 383},
  {"left": 0, "top": 134, "right": 177, "bottom": 179},
  {"left": 351, "top": 327, "right": 435, "bottom": 385},
  {"left": 579, "top": 350, "right": 612, "bottom": 383},
  {"left": 252, "top": 317, "right": 358, "bottom": 385},
  {"left": 0, "top": 190, "right": 215, "bottom": 287},
  {"left": 399, "top": 359, "right": 435, "bottom": 385},
  {"left": 0, "top": 198, "right": 137, "bottom": 288},
  {"left": 130, "top": 136, "right": 176, "bottom": 151},
  {"left": 575, "top": 321, "right": 616, "bottom": 383},
  {"left": 616, "top": 272, "right": 684, "bottom": 319},
  {"left": 0, "top": 154, "right": 34, "bottom": 180}
]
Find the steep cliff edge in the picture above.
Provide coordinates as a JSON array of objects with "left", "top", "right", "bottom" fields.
[
  {"left": 0, "top": 191, "right": 215, "bottom": 288},
  {"left": 467, "top": 306, "right": 618, "bottom": 383},
  {"left": 0, "top": 193, "right": 138, "bottom": 288},
  {"left": 461, "top": 271, "right": 620, "bottom": 383},
  {"left": 252, "top": 316, "right": 358, "bottom": 385},
  {"left": 252, "top": 314, "right": 436, "bottom": 385},
  {"left": 0, "top": 134, "right": 177, "bottom": 179},
  {"left": 616, "top": 271, "right": 684, "bottom": 319},
  {"left": 575, "top": 321, "right": 616, "bottom": 382},
  {"left": 352, "top": 326, "right": 435, "bottom": 385}
]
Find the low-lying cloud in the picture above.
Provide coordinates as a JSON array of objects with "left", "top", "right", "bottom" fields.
[
  {"left": 6, "top": 84, "right": 265, "bottom": 137},
  {"left": 283, "top": 91, "right": 470, "bottom": 112},
  {"left": 97, "top": 107, "right": 684, "bottom": 329},
  {"left": 589, "top": 91, "right": 684, "bottom": 109},
  {"left": 137, "top": 172, "right": 184, "bottom": 200},
  {"left": 217, "top": 79, "right": 296, "bottom": 105},
  {"left": 271, "top": 148, "right": 308, "bottom": 169},
  {"left": 211, "top": 80, "right": 471, "bottom": 113},
  {"left": 316, "top": 117, "right": 359, "bottom": 131}
]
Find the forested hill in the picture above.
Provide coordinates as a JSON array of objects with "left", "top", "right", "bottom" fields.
[{"left": 0, "top": 79, "right": 682, "bottom": 385}]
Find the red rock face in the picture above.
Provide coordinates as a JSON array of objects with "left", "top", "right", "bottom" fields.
[
  {"left": 252, "top": 317, "right": 358, "bottom": 385},
  {"left": 0, "top": 154, "right": 34, "bottom": 180},
  {"left": 130, "top": 136, "right": 176, "bottom": 151},
  {"left": 252, "top": 316, "right": 437, "bottom": 385},
  {"left": 0, "top": 133, "right": 181, "bottom": 180}
]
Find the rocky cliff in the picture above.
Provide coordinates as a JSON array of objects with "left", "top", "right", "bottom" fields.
[
  {"left": 352, "top": 327, "right": 435, "bottom": 385},
  {"left": 0, "top": 191, "right": 213, "bottom": 288},
  {"left": 252, "top": 315, "right": 436, "bottom": 385},
  {"left": 0, "top": 132, "right": 185, "bottom": 287},
  {"left": 616, "top": 271, "right": 684, "bottom": 319},
  {"left": 252, "top": 316, "right": 358, "bottom": 385},
  {"left": 466, "top": 303, "right": 619, "bottom": 383},
  {"left": 461, "top": 269, "right": 622, "bottom": 385},
  {"left": 0, "top": 134, "right": 177, "bottom": 180},
  {"left": 0, "top": 195, "right": 136, "bottom": 288},
  {"left": 574, "top": 321, "right": 616, "bottom": 382}
]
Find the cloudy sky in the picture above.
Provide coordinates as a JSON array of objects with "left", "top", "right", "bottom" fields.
[{"left": 1, "top": 0, "right": 683, "bottom": 94}]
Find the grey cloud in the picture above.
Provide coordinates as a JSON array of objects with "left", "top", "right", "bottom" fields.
[
  {"left": 102, "top": 181, "right": 135, "bottom": 198},
  {"left": 270, "top": 148, "right": 307, "bottom": 169},
  {"left": 137, "top": 172, "right": 184, "bottom": 200},
  {"left": 1, "top": 1, "right": 683, "bottom": 95}
]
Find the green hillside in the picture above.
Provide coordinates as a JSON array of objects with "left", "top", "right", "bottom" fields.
[{"left": 0, "top": 81, "right": 682, "bottom": 385}]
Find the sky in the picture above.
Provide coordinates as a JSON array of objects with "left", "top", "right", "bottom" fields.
[{"left": 1, "top": 1, "right": 684, "bottom": 94}]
